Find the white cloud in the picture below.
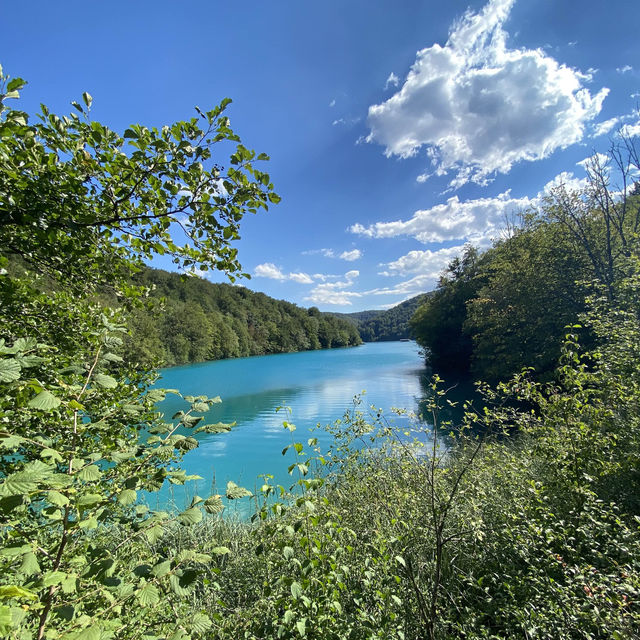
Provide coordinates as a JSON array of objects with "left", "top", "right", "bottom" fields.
[
  {"left": 350, "top": 167, "right": 595, "bottom": 248},
  {"left": 339, "top": 249, "right": 362, "bottom": 261},
  {"left": 289, "top": 272, "right": 314, "bottom": 284},
  {"left": 620, "top": 120, "right": 640, "bottom": 138},
  {"left": 254, "top": 263, "right": 286, "bottom": 280},
  {"left": 366, "top": 274, "right": 441, "bottom": 298},
  {"left": 617, "top": 65, "right": 633, "bottom": 74},
  {"left": 329, "top": 98, "right": 336, "bottom": 107},
  {"left": 305, "top": 270, "right": 361, "bottom": 306},
  {"left": 254, "top": 263, "right": 313, "bottom": 284},
  {"left": 332, "top": 116, "right": 361, "bottom": 127},
  {"left": 304, "top": 247, "right": 362, "bottom": 261},
  {"left": 384, "top": 72, "right": 400, "bottom": 90},
  {"left": 365, "top": 0, "right": 608, "bottom": 187},
  {"left": 351, "top": 191, "right": 534, "bottom": 246},
  {"left": 379, "top": 245, "right": 467, "bottom": 277},
  {"left": 592, "top": 117, "right": 621, "bottom": 137}
]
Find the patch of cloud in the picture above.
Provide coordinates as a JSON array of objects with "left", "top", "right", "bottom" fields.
[
  {"left": 365, "top": 0, "right": 608, "bottom": 188},
  {"left": 384, "top": 72, "right": 400, "bottom": 90},
  {"left": 379, "top": 245, "right": 467, "bottom": 277},
  {"left": 305, "top": 270, "right": 361, "bottom": 306},
  {"left": 339, "top": 249, "right": 362, "bottom": 261},
  {"left": 350, "top": 168, "right": 595, "bottom": 248},
  {"left": 289, "top": 272, "right": 314, "bottom": 284},
  {"left": 304, "top": 247, "right": 362, "bottom": 261},
  {"left": 350, "top": 191, "right": 534, "bottom": 246},
  {"left": 366, "top": 274, "right": 441, "bottom": 298},
  {"left": 592, "top": 117, "right": 621, "bottom": 137},
  {"left": 254, "top": 263, "right": 313, "bottom": 284},
  {"left": 617, "top": 65, "right": 633, "bottom": 74},
  {"left": 332, "top": 116, "right": 361, "bottom": 127},
  {"left": 329, "top": 98, "right": 336, "bottom": 107}
]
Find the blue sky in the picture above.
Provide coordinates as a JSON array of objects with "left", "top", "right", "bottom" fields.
[{"left": 3, "top": 0, "right": 639, "bottom": 311}]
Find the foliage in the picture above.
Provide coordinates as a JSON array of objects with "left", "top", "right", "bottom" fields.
[
  {"left": 344, "top": 294, "right": 430, "bottom": 343},
  {"left": 410, "top": 141, "right": 640, "bottom": 382},
  {"left": 0, "top": 71, "right": 257, "bottom": 639},
  {"left": 0, "top": 67, "right": 279, "bottom": 289},
  {"left": 120, "top": 267, "right": 361, "bottom": 367},
  {"left": 410, "top": 246, "right": 486, "bottom": 375},
  {"left": 182, "top": 265, "right": 640, "bottom": 639}
]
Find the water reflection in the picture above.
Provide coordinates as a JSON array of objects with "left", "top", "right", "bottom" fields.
[{"left": 150, "top": 341, "right": 428, "bottom": 511}]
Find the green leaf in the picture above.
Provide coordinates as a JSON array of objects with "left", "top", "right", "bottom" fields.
[
  {"left": 28, "top": 390, "right": 61, "bottom": 411},
  {"left": 0, "top": 585, "right": 38, "bottom": 601},
  {"left": 211, "top": 546, "right": 230, "bottom": 556},
  {"left": 203, "top": 495, "right": 224, "bottom": 514},
  {"left": 151, "top": 560, "right": 172, "bottom": 578},
  {"left": 77, "top": 465, "right": 102, "bottom": 481},
  {"left": 137, "top": 583, "right": 160, "bottom": 606},
  {"left": 94, "top": 373, "right": 117, "bottom": 389},
  {"left": 47, "top": 490, "right": 69, "bottom": 506},
  {"left": 19, "top": 552, "right": 41, "bottom": 576},
  {"left": 191, "top": 612, "right": 212, "bottom": 633},
  {"left": 41, "top": 448, "right": 63, "bottom": 463},
  {"left": 296, "top": 618, "right": 307, "bottom": 637},
  {"left": 178, "top": 507, "right": 202, "bottom": 525},
  {"left": 226, "top": 481, "right": 252, "bottom": 500},
  {"left": 117, "top": 489, "right": 137, "bottom": 505},
  {"left": 0, "top": 470, "right": 41, "bottom": 496},
  {"left": 77, "top": 493, "right": 102, "bottom": 507},
  {"left": 290, "top": 581, "right": 303, "bottom": 599},
  {"left": 82, "top": 91, "right": 93, "bottom": 108}
]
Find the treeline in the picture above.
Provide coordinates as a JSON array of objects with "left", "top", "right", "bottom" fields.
[
  {"left": 411, "top": 144, "right": 640, "bottom": 382},
  {"left": 337, "top": 293, "right": 428, "bottom": 342},
  {"left": 122, "top": 268, "right": 361, "bottom": 366}
]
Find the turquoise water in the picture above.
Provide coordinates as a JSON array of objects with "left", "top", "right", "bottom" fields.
[{"left": 150, "top": 341, "right": 427, "bottom": 512}]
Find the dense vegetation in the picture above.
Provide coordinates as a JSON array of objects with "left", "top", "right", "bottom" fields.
[
  {"left": 2, "top": 69, "right": 640, "bottom": 639},
  {"left": 337, "top": 294, "right": 428, "bottom": 343},
  {"left": 411, "top": 145, "right": 640, "bottom": 382},
  {"left": 121, "top": 267, "right": 360, "bottom": 367}
]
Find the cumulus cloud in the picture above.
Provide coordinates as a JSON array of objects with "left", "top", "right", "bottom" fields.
[
  {"left": 305, "top": 270, "right": 361, "bottom": 306},
  {"left": 350, "top": 191, "right": 534, "bottom": 246},
  {"left": 384, "top": 72, "right": 400, "bottom": 90},
  {"left": 350, "top": 168, "right": 594, "bottom": 249},
  {"left": 379, "top": 245, "right": 467, "bottom": 277},
  {"left": 339, "top": 249, "right": 362, "bottom": 261},
  {"left": 254, "top": 263, "right": 313, "bottom": 284},
  {"left": 365, "top": 0, "right": 608, "bottom": 187},
  {"left": 617, "top": 65, "right": 633, "bottom": 74}
]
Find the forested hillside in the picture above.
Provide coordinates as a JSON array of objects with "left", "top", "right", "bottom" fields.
[
  {"left": 411, "top": 146, "right": 640, "bottom": 382},
  {"left": 121, "top": 268, "right": 361, "bottom": 366},
  {"left": 336, "top": 293, "right": 429, "bottom": 342}
]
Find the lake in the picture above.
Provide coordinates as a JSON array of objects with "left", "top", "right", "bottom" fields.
[{"left": 151, "top": 340, "right": 427, "bottom": 512}]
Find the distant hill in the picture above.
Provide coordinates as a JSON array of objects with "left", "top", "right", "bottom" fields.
[
  {"left": 334, "top": 293, "right": 431, "bottom": 342},
  {"left": 122, "top": 267, "right": 361, "bottom": 366}
]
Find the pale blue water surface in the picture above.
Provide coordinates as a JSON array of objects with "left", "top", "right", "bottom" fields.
[{"left": 150, "top": 341, "right": 427, "bottom": 512}]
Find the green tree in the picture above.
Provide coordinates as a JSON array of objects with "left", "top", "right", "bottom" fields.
[
  {"left": 410, "top": 246, "right": 485, "bottom": 375},
  {"left": 0, "top": 70, "right": 260, "bottom": 639}
]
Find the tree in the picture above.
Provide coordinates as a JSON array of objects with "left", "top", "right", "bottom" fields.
[
  {"left": 0, "top": 70, "right": 263, "bottom": 639},
  {"left": 541, "top": 136, "right": 640, "bottom": 299},
  {"left": 0, "top": 68, "right": 280, "bottom": 289},
  {"left": 410, "top": 246, "right": 485, "bottom": 375}
]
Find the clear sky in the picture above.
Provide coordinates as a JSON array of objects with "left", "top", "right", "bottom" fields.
[{"left": 3, "top": 0, "right": 639, "bottom": 311}]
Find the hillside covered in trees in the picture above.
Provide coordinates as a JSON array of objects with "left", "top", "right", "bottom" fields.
[
  {"left": 336, "top": 293, "right": 428, "bottom": 342},
  {"left": 122, "top": 268, "right": 361, "bottom": 366},
  {"left": 411, "top": 143, "right": 640, "bottom": 383}
]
